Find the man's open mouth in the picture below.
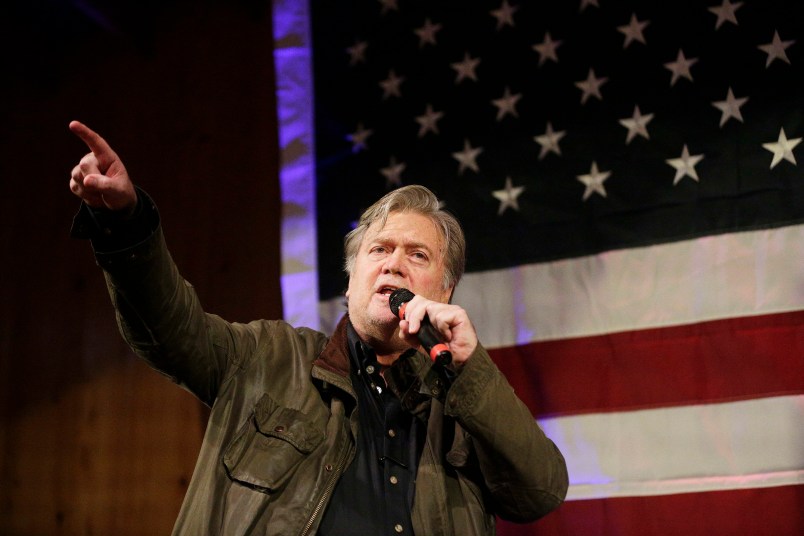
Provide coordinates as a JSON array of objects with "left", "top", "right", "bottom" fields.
[{"left": 377, "top": 286, "right": 398, "bottom": 296}]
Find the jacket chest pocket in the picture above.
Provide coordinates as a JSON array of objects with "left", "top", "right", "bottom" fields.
[{"left": 223, "top": 393, "right": 325, "bottom": 493}]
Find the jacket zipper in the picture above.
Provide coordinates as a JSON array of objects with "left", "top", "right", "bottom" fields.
[{"left": 299, "top": 443, "right": 353, "bottom": 536}]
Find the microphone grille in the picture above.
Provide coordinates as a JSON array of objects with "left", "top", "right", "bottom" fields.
[{"left": 388, "top": 288, "right": 415, "bottom": 316}]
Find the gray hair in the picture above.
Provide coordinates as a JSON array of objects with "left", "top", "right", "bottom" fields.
[{"left": 343, "top": 185, "right": 466, "bottom": 290}]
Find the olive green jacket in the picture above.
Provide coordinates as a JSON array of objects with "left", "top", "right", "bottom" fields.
[{"left": 94, "top": 223, "right": 568, "bottom": 535}]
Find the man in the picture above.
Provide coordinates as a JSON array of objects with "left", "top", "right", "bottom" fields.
[{"left": 69, "top": 120, "right": 568, "bottom": 535}]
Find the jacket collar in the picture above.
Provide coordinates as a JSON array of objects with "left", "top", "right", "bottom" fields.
[
  {"left": 312, "top": 315, "right": 443, "bottom": 416},
  {"left": 313, "top": 314, "right": 352, "bottom": 379}
]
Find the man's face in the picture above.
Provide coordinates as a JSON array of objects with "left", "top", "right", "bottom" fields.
[{"left": 346, "top": 210, "right": 453, "bottom": 350}]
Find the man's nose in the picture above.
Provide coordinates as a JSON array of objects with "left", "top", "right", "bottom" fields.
[{"left": 382, "top": 249, "right": 406, "bottom": 275}]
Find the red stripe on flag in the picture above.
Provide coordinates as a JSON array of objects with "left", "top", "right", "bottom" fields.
[
  {"left": 489, "top": 310, "right": 804, "bottom": 417},
  {"left": 498, "top": 485, "right": 804, "bottom": 536}
]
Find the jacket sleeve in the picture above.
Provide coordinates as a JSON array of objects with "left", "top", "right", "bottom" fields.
[
  {"left": 81, "top": 193, "right": 259, "bottom": 406},
  {"left": 443, "top": 344, "right": 569, "bottom": 522}
]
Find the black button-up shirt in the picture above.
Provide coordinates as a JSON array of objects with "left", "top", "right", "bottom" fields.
[{"left": 318, "top": 324, "right": 429, "bottom": 536}]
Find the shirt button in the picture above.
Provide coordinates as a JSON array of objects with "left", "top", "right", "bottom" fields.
[
  {"left": 387, "top": 429, "right": 396, "bottom": 438},
  {"left": 389, "top": 475, "right": 398, "bottom": 485},
  {"left": 394, "top": 524, "right": 404, "bottom": 533},
  {"left": 366, "top": 365, "right": 375, "bottom": 374}
]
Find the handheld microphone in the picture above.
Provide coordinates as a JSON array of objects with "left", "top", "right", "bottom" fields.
[{"left": 389, "top": 288, "right": 452, "bottom": 366}]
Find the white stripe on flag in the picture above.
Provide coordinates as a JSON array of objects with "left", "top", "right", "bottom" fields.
[
  {"left": 454, "top": 223, "right": 804, "bottom": 348},
  {"left": 539, "top": 395, "right": 804, "bottom": 501}
]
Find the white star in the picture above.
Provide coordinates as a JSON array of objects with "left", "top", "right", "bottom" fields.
[
  {"left": 666, "top": 145, "right": 705, "bottom": 185},
  {"left": 758, "top": 31, "right": 795, "bottom": 68},
  {"left": 415, "top": 104, "right": 444, "bottom": 138},
  {"left": 490, "top": 0, "right": 519, "bottom": 30},
  {"left": 452, "top": 139, "right": 484, "bottom": 174},
  {"left": 378, "top": 0, "right": 398, "bottom": 15},
  {"left": 664, "top": 49, "right": 698, "bottom": 86},
  {"left": 381, "top": 156, "right": 406, "bottom": 188},
  {"left": 532, "top": 32, "right": 562, "bottom": 66},
  {"left": 492, "top": 177, "right": 525, "bottom": 215},
  {"left": 708, "top": 0, "right": 743, "bottom": 30},
  {"left": 711, "top": 87, "right": 749, "bottom": 128},
  {"left": 534, "top": 122, "right": 566, "bottom": 160},
  {"left": 579, "top": 0, "right": 599, "bottom": 13},
  {"left": 346, "top": 40, "right": 368, "bottom": 66},
  {"left": 414, "top": 18, "right": 442, "bottom": 48},
  {"left": 617, "top": 13, "right": 650, "bottom": 49},
  {"left": 379, "top": 69, "right": 405, "bottom": 99},
  {"left": 619, "top": 105, "right": 654, "bottom": 144},
  {"left": 577, "top": 161, "right": 611, "bottom": 201},
  {"left": 575, "top": 68, "right": 608, "bottom": 105},
  {"left": 346, "top": 123, "right": 373, "bottom": 153},
  {"left": 451, "top": 52, "right": 481, "bottom": 83},
  {"left": 762, "top": 127, "right": 802, "bottom": 169},
  {"left": 492, "top": 86, "right": 522, "bottom": 121}
]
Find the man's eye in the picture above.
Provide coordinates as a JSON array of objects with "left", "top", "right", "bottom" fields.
[{"left": 412, "top": 251, "right": 428, "bottom": 261}]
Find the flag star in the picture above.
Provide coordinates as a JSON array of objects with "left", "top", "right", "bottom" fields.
[
  {"left": 378, "top": 0, "right": 398, "bottom": 15},
  {"left": 617, "top": 13, "right": 650, "bottom": 49},
  {"left": 490, "top": 0, "right": 519, "bottom": 30},
  {"left": 762, "top": 128, "right": 802, "bottom": 169},
  {"left": 758, "top": 31, "right": 795, "bottom": 68},
  {"left": 381, "top": 156, "right": 406, "bottom": 188},
  {"left": 492, "top": 86, "right": 522, "bottom": 121},
  {"left": 534, "top": 122, "right": 566, "bottom": 160},
  {"left": 379, "top": 69, "right": 405, "bottom": 99},
  {"left": 708, "top": 0, "right": 743, "bottom": 30},
  {"left": 452, "top": 139, "right": 484, "bottom": 174},
  {"left": 575, "top": 68, "right": 608, "bottom": 105},
  {"left": 346, "top": 40, "right": 368, "bottom": 66},
  {"left": 492, "top": 177, "right": 525, "bottom": 215},
  {"left": 577, "top": 161, "right": 611, "bottom": 201},
  {"left": 451, "top": 52, "right": 481, "bottom": 83},
  {"left": 666, "top": 144, "right": 705, "bottom": 185},
  {"left": 533, "top": 32, "right": 562, "bottom": 66},
  {"left": 579, "top": 0, "right": 599, "bottom": 13},
  {"left": 711, "top": 87, "right": 748, "bottom": 128},
  {"left": 664, "top": 49, "right": 698, "bottom": 86},
  {"left": 619, "top": 105, "right": 654, "bottom": 144},
  {"left": 415, "top": 18, "right": 442, "bottom": 48},
  {"left": 347, "top": 122, "right": 373, "bottom": 153},
  {"left": 415, "top": 104, "right": 444, "bottom": 137}
]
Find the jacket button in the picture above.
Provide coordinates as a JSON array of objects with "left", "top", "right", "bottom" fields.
[
  {"left": 325, "top": 464, "right": 333, "bottom": 472},
  {"left": 274, "top": 425, "right": 285, "bottom": 433},
  {"left": 394, "top": 524, "right": 404, "bottom": 533}
]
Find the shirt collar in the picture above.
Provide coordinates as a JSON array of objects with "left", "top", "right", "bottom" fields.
[{"left": 345, "top": 321, "right": 440, "bottom": 417}]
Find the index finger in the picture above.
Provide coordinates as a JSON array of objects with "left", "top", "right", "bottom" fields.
[{"left": 69, "top": 120, "right": 117, "bottom": 168}]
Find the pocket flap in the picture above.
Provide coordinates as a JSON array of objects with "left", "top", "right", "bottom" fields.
[
  {"left": 222, "top": 394, "right": 325, "bottom": 492},
  {"left": 253, "top": 394, "right": 324, "bottom": 453}
]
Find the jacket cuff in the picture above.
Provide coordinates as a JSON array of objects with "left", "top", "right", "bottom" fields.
[
  {"left": 70, "top": 187, "right": 160, "bottom": 254},
  {"left": 443, "top": 343, "right": 499, "bottom": 417}
]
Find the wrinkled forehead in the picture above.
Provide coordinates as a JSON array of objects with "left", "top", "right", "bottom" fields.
[{"left": 363, "top": 210, "right": 445, "bottom": 252}]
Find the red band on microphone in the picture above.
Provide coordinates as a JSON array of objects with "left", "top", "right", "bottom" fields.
[
  {"left": 429, "top": 343, "right": 450, "bottom": 362},
  {"left": 397, "top": 302, "right": 407, "bottom": 321}
]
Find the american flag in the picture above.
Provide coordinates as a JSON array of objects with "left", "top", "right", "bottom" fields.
[{"left": 274, "top": 0, "right": 804, "bottom": 534}]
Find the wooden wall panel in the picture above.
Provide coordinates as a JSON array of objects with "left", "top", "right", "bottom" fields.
[{"left": 0, "top": 1, "right": 281, "bottom": 534}]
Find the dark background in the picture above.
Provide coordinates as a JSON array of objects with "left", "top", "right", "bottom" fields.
[{"left": 0, "top": 1, "right": 282, "bottom": 533}]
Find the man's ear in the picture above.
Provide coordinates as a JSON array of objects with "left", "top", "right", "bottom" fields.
[{"left": 445, "top": 284, "right": 456, "bottom": 304}]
